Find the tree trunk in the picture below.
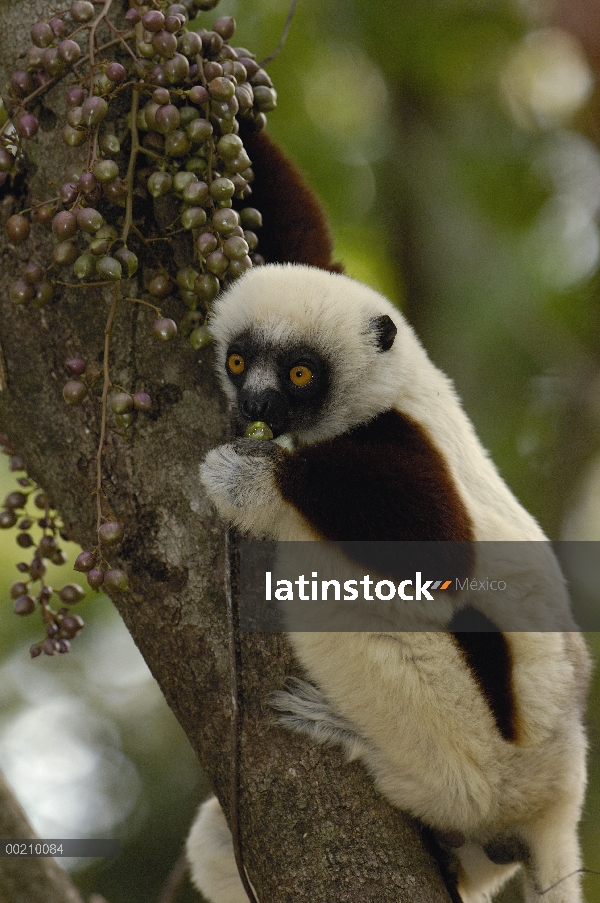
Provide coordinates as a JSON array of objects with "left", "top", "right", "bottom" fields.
[
  {"left": 0, "top": 773, "right": 84, "bottom": 903},
  {"left": 0, "top": 3, "right": 454, "bottom": 900}
]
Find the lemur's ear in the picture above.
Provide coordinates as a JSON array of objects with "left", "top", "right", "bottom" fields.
[
  {"left": 240, "top": 127, "right": 344, "bottom": 273},
  {"left": 369, "top": 315, "right": 397, "bottom": 352}
]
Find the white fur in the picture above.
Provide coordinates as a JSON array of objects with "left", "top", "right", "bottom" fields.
[
  {"left": 192, "top": 264, "right": 591, "bottom": 903},
  {"left": 187, "top": 796, "right": 248, "bottom": 903}
]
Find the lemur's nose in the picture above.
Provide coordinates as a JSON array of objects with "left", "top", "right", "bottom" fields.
[{"left": 239, "top": 389, "right": 288, "bottom": 437}]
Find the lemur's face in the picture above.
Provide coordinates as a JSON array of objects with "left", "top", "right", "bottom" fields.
[
  {"left": 224, "top": 330, "right": 330, "bottom": 438},
  {"left": 210, "top": 264, "right": 401, "bottom": 444}
]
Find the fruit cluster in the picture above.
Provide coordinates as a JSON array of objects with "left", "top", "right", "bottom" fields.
[
  {"left": 0, "top": 433, "right": 87, "bottom": 657},
  {"left": 2, "top": 0, "right": 273, "bottom": 334},
  {"left": 1, "top": 0, "right": 278, "bottom": 651}
]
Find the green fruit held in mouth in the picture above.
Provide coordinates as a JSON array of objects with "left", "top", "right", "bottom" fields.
[{"left": 245, "top": 421, "right": 273, "bottom": 441}]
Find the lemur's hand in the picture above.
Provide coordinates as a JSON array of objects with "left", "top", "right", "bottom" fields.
[{"left": 200, "top": 439, "right": 286, "bottom": 512}]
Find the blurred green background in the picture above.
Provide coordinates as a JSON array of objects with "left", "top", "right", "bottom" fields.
[{"left": 2, "top": 0, "right": 600, "bottom": 900}]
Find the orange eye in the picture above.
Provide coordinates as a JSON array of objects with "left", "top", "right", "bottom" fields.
[
  {"left": 228, "top": 353, "right": 245, "bottom": 375},
  {"left": 289, "top": 365, "right": 312, "bottom": 387}
]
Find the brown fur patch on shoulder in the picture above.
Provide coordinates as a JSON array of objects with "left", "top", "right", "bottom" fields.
[
  {"left": 274, "top": 410, "right": 474, "bottom": 545},
  {"left": 450, "top": 628, "right": 516, "bottom": 742},
  {"left": 273, "top": 404, "right": 518, "bottom": 742},
  {"left": 240, "top": 127, "right": 344, "bottom": 272}
]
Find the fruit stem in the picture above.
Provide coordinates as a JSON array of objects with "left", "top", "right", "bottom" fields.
[
  {"left": 259, "top": 0, "right": 299, "bottom": 66},
  {"left": 121, "top": 84, "right": 140, "bottom": 246},
  {"left": 55, "top": 279, "right": 117, "bottom": 288},
  {"left": 96, "top": 284, "right": 120, "bottom": 535},
  {"left": 103, "top": 19, "right": 143, "bottom": 73},
  {"left": 122, "top": 297, "right": 163, "bottom": 316},
  {"left": 0, "top": 76, "right": 61, "bottom": 138},
  {"left": 73, "top": 34, "right": 131, "bottom": 78},
  {"left": 88, "top": 0, "right": 116, "bottom": 98}
]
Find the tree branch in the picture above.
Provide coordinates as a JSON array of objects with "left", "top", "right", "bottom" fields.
[{"left": 0, "top": 771, "right": 84, "bottom": 903}]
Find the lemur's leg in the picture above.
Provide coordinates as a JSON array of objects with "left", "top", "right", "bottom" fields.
[
  {"left": 454, "top": 842, "right": 521, "bottom": 903},
  {"left": 186, "top": 796, "right": 248, "bottom": 903},
  {"left": 520, "top": 795, "right": 586, "bottom": 903}
]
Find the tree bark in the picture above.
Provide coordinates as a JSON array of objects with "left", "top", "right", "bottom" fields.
[
  {"left": 0, "top": 3, "right": 454, "bottom": 900},
  {"left": 0, "top": 772, "right": 84, "bottom": 903}
]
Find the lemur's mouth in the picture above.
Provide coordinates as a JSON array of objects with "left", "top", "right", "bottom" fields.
[
  {"left": 238, "top": 392, "right": 289, "bottom": 439},
  {"left": 244, "top": 421, "right": 275, "bottom": 441}
]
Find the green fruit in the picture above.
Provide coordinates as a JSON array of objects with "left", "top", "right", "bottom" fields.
[
  {"left": 53, "top": 241, "right": 78, "bottom": 265},
  {"left": 179, "top": 106, "right": 200, "bottom": 126},
  {"left": 67, "top": 106, "right": 83, "bottom": 128},
  {"left": 227, "top": 255, "right": 252, "bottom": 278},
  {"left": 148, "top": 171, "right": 173, "bottom": 198},
  {"left": 74, "top": 253, "right": 96, "bottom": 280},
  {"left": 100, "top": 134, "right": 121, "bottom": 155},
  {"left": 76, "top": 207, "right": 104, "bottom": 234},
  {"left": 62, "top": 124, "right": 87, "bottom": 147},
  {"left": 115, "top": 412, "right": 135, "bottom": 428},
  {"left": 58, "top": 583, "right": 86, "bottom": 605},
  {"left": 34, "top": 282, "right": 54, "bottom": 307},
  {"left": 206, "top": 250, "right": 228, "bottom": 276},
  {"left": 89, "top": 238, "right": 110, "bottom": 256},
  {"left": 240, "top": 207, "right": 263, "bottom": 229},
  {"left": 165, "top": 130, "right": 191, "bottom": 157},
  {"left": 180, "top": 32, "right": 202, "bottom": 57},
  {"left": 180, "top": 289, "right": 198, "bottom": 310},
  {"left": 194, "top": 272, "right": 220, "bottom": 302},
  {"left": 189, "top": 325, "right": 213, "bottom": 350},
  {"left": 181, "top": 207, "right": 207, "bottom": 230},
  {"left": 143, "top": 101, "right": 160, "bottom": 130},
  {"left": 223, "top": 235, "right": 249, "bottom": 260},
  {"left": 209, "top": 77, "right": 235, "bottom": 101},
  {"left": 103, "top": 568, "right": 129, "bottom": 592},
  {"left": 110, "top": 392, "right": 133, "bottom": 414},
  {"left": 244, "top": 230, "right": 258, "bottom": 251},
  {"left": 253, "top": 85, "right": 277, "bottom": 112},
  {"left": 6, "top": 214, "right": 30, "bottom": 244},
  {"left": 115, "top": 248, "right": 139, "bottom": 277},
  {"left": 196, "top": 232, "right": 218, "bottom": 256},
  {"left": 187, "top": 118, "right": 213, "bottom": 144},
  {"left": 185, "top": 156, "right": 208, "bottom": 174},
  {"left": 71, "top": 1, "right": 95, "bottom": 23},
  {"left": 81, "top": 96, "right": 109, "bottom": 127},
  {"left": 96, "top": 224, "right": 118, "bottom": 241},
  {"left": 210, "top": 177, "right": 235, "bottom": 202},
  {"left": 164, "top": 53, "right": 189, "bottom": 84},
  {"left": 245, "top": 421, "right": 273, "bottom": 441},
  {"left": 173, "top": 171, "right": 196, "bottom": 194},
  {"left": 63, "top": 380, "right": 87, "bottom": 404},
  {"left": 93, "top": 160, "right": 119, "bottom": 183},
  {"left": 176, "top": 266, "right": 199, "bottom": 292},
  {"left": 217, "top": 133, "right": 244, "bottom": 160},
  {"left": 96, "top": 256, "right": 123, "bottom": 281},
  {"left": 224, "top": 151, "right": 252, "bottom": 175},
  {"left": 10, "top": 280, "right": 34, "bottom": 304},
  {"left": 153, "top": 318, "right": 177, "bottom": 341},
  {"left": 155, "top": 103, "right": 181, "bottom": 134},
  {"left": 183, "top": 179, "right": 209, "bottom": 205},
  {"left": 212, "top": 208, "right": 240, "bottom": 235}
]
